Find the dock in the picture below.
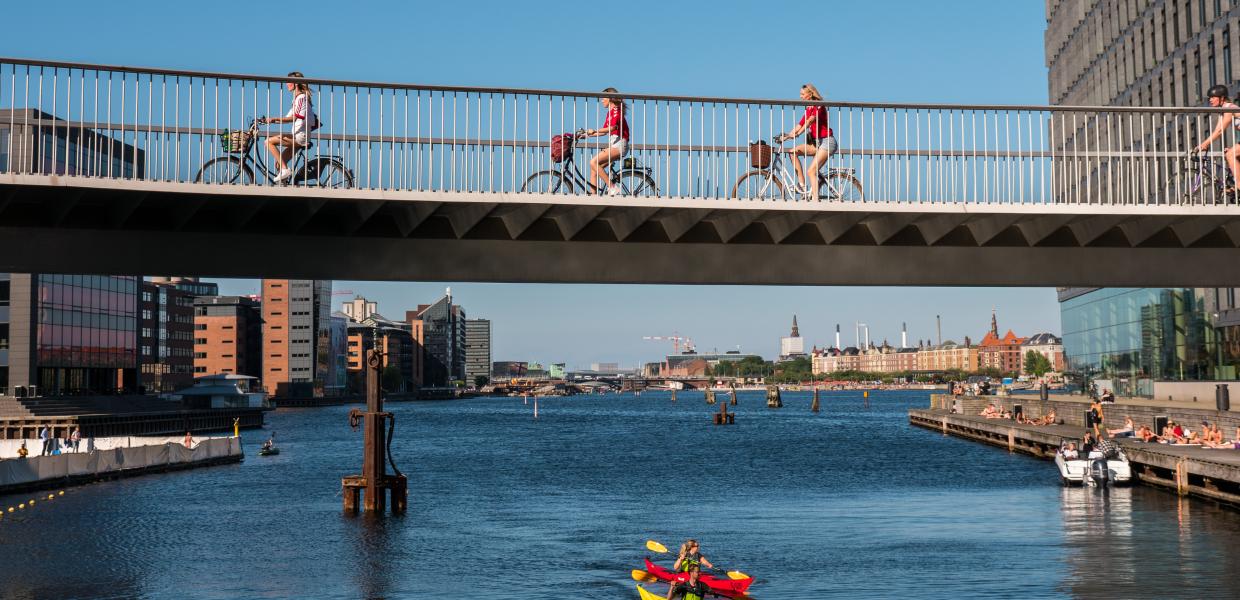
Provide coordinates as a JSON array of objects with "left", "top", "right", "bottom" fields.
[{"left": 911, "top": 396, "right": 1240, "bottom": 508}]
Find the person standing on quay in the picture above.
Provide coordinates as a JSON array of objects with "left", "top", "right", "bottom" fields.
[
  {"left": 17, "top": 442, "right": 29, "bottom": 459},
  {"left": 70, "top": 426, "right": 82, "bottom": 452},
  {"left": 1088, "top": 398, "right": 1104, "bottom": 437},
  {"left": 38, "top": 425, "right": 51, "bottom": 456}
]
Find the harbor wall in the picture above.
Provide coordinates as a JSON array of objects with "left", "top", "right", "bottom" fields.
[
  {"left": 0, "top": 436, "right": 242, "bottom": 495},
  {"left": 931, "top": 394, "right": 1240, "bottom": 433}
]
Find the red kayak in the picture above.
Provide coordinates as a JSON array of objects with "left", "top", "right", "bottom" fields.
[{"left": 644, "top": 558, "right": 754, "bottom": 598}]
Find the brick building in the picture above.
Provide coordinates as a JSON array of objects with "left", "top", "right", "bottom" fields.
[
  {"left": 138, "top": 280, "right": 196, "bottom": 393},
  {"left": 193, "top": 296, "right": 262, "bottom": 381}
]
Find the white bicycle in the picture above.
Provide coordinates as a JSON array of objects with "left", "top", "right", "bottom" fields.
[{"left": 732, "top": 134, "right": 863, "bottom": 201}]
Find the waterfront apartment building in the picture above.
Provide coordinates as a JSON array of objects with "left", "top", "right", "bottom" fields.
[
  {"left": 345, "top": 313, "right": 417, "bottom": 393},
  {"left": 1023, "top": 333, "right": 1067, "bottom": 372},
  {"left": 464, "top": 318, "right": 492, "bottom": 385},
  {"left": 408, "top": 290, "right": 466, "bottom": 387},
  {"left": 0, "top": 274, "right": 139, "bottom": 396},
  {"left": 193, "top": 296, "right": 262, "bottom": 381},
  {"left": 262, "top": 279, "right": 333, "bottom": 397},
  {"left": 138, "top": 280, "right": 197, "bottom": 393},
  {"left": 915, "top": 340, "right": 980, "bottom": 372},
  {"left": 811, "top": 347, "right": 862, "bottom": 375}
]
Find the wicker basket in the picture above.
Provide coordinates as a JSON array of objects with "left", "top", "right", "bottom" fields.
[
  {"left": 219, "top": 130, "right": 252, "bottom": 154},
  {"left": 749, "top": 141, "right": 772, "bottom": 169}
]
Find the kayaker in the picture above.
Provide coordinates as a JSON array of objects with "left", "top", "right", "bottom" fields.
[
  {"left": 673, "top": 539, "right": 714, "bottom": 573},
  {"left": 665, "top": 564, "right": 709, "bottom": 600}
]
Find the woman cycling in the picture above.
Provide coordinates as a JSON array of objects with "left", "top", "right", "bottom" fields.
[
  {"left": 577, "top": 87, "right": 630, "bottom": 196},
  {"left": 780, "top": 83, "right": 837, "bottom": 200},
  {"left": 1194, "top": 84, "right": 1240, "bottom": 193},
  {"left": 260, "top": 71, "right": 317, "bottom": 183}
]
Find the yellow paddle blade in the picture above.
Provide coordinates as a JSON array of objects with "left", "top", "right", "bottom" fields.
[
  {"left": 727, "top": 570, "right": 751, "bottom": 580},
  {"left": 631, "top": 569, "right": 659, "bottom": 583},
  {"left": 646, "top": 540, "right": 670, "bottom": 554},
  {"left": 636, "top": 584, "right": 665, "bottom": 600}
]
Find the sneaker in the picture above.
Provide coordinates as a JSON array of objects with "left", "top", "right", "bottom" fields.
[
  {"left": 274, "top": 168, "right": 292, "bottom": 183},
  {"left": 607, "top": 185, "right": 621, "bottom": 197}
]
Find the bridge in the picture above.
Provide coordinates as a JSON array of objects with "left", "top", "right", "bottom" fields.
[{"left": 1, "top": 57, "right": 1239, "bottom": 286}]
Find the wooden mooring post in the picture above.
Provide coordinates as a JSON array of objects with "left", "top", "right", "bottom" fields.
[
  {"left": 705, "top": 389, "right": 716, "bottom": 405},
  {"left": 811, "top": 386, "right": 820, "bottom": 412},
  {"left": 713, "top": 393, "right": 735, "bottom": 425},
  {"left": 342, "top": 349, "right": 407, "bottom": 515}
]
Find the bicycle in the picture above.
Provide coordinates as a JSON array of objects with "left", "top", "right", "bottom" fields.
[
  {"left": 194, "top": 118, "right": 355, "bottom": 188},
  {"left": 1169, "top": 151, "right": 1235, "bottom": 204},
  {"left": 731, "top": 134, "right": 863, "bottom": 201},
  {"left": 521, "top": 129, "right": 658, "bottom": 196}
]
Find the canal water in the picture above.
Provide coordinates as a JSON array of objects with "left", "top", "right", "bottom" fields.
[{"left": 3, "top": 390, "right": 1240, "bottom": 599}]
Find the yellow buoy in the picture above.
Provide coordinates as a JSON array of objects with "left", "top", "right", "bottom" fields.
[
  {"left": 6, "top": 507, "right": 13, "bottom": 513},
  {"left": 28, "top": 500, "right": 35, "bottom": 506},
  {"left": 58, "top": 491, "right": 65, "bottom": 496},
  {"left": 47, "top": 494, "right": 54, "bottom": 500},
  {"left": 18, "top": 504, "right": 25, "bottom": 509}
]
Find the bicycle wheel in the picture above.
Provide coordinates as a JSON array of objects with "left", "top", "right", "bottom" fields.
[
  {"left": 521, "top": 170, "right": 572, "bottom": 194},
  {"left": 301, "top": 158, "right": 354, "bottom": 189},
  {"left": 615, "top": 169, "right": 658, "bottom": 197},
  {"left": 732, "top": 170, "right": 785, "bottom": 200},
  {"left": 195, "top": 156, "right": 255, "bottom": 185},
  {"left": 821, "top": 171, "right": 864, "bottom": 201}
]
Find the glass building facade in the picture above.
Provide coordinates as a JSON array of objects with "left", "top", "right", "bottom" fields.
[
  {"left": 1060, "top": 288, "right": 1240, "bottom": 398},
  {"left": 34, "top": 275, "right": 139, "bottom": 394}
]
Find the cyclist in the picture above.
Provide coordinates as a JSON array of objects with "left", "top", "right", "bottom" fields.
[
  {"left": 779, "top": 83, "right": 837, "bottom": 200},
  {"left": 260, "top": 71, "right": 318, "bottom": 183},
  {"left": 578, "top": 87, "right": 630, "bottom": 196},
  {"left": 1194, "top": 84, "right": 1240, "bottom": 192}
]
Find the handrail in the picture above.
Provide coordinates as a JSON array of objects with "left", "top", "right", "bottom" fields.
[{"left": 1, "top": 55, "right": 1236, "bottom": 114}]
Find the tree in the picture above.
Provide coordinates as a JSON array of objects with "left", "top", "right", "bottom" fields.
[
  {"left": 381, "top": 364, "right": 404, "bottom": 392},
  {"left": 474, "top": 375, "right": 489, "bottom": 388},
  {"left": 1023, "top": 350, "right": 1052, "bottom": 377}
]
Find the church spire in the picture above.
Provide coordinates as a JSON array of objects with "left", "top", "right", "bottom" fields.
[
  {"left": 990, "top": 307, "right": 998, "bottom": 338},
  {"left": 790, "top": 314, "right": 800, "bottom": 337}
]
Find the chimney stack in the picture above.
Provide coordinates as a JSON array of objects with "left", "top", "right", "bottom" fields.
[
  {"left": 901, "top": 322, "right": 908, "bottom": 349},
  {"left": 835, "top": 324, "right": 841, "bottom": 350},
  {"left": 936, "top": 315, "right": 942, "bottom": 346}
]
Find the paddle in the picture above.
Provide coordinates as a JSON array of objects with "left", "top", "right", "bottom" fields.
[
  {"left": 631, "top": 569, "right": 660, "bottom": 584},
  {"left": 645, "top": 539, "right": 751, "bottom": 580}
]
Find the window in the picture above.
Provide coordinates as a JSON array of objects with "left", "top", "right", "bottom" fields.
[
  {"left": 194, "top": 366, "right": 207, "bottom": 373},
  {"left": 195, "top": 324, "right": 207, "bottom": 330},
  {"left": 222, "top": 325, "right": 234, "bottom": 330},
  {"left": 141, "top": 345, "right": 152, "bottom": 356},
  {"left": 193, "top": 352, "right": 207, "bottom": 359},
  {"left": 142, "top": 309, "right": 152, "bottom": 320},
  {"left": 0, "top": 279, "right": 8, "bottom": 307},
  {"left": 195, "top": 338, "right": 207, "bottom": 344},
  {"left": 222, "top": 354, "right": 233, "bottom": 358},
  {"left": 141, "top": 327, "right": 152, "bottom": 338}
]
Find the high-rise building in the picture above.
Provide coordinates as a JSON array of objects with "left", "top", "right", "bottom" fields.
[
  {"left": 407, "top": 289, "right": 466, "bottom": 387},
  {"left": 1, "top": 274, "right": 139, "bottom": 396},
  {"left": 345, "top": 312, "right": 416, "bottom": 393},
  {"left": 341, "top": 296, "right": 379, "bottom": 323},
  {"left": 193, "top": 295, "right": 262, "bottom": 381},
  {"left": 261, "top": 279, "right": 333, "bottom": 397},
  {"left": 1046, "top": 3, "right": 1240, "bottom": 399},
  {"left": 464, "top": 318, "right": 492, "bottom": 385},
  {"left": 1046, "top": 0, "right": 1237, "bottom": 107},
  {"left": 780, "top": 315, "right": 806, "bottom": 361},
  {"left": 138, "top": 280, "right": 197, "bottom": 393}
]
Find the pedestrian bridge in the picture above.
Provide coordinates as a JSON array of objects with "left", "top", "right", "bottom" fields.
[{"left": 1, "top": 57, "right": 1238, "bottom": 286}]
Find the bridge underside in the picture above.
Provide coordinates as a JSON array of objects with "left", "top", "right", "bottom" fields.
[{"left": 3, "top": 178, "right": 1240, "bottom": 286}]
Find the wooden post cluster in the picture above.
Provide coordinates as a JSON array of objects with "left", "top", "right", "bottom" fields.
[
  {"left": 713, "top": 394, "right": 735, "bottom": 425},
  {"left": 766, "top": 385, "right": 783, "bottom": 408}
]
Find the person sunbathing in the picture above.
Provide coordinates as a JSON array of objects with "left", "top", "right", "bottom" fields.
[
  {"left": 979, "top": 404, "right": 998, "bottom": 418},
  {"left": 1107, "top": 416, "right": 1135, "bottom": 438},
  {"left": 1136, "top": 425, "right": 1160, "bottom": 442}
]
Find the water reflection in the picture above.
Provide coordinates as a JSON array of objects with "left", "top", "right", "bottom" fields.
[{"left": 347, "top": 514, "right": 403, "bottom": 599}]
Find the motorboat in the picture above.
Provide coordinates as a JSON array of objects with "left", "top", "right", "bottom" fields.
[
  {"left": 1054, "top": 441, "right": 1132, "bottom": 486},
  {"left": 258, "top": 446, "right": 280, "bottom": 456}
]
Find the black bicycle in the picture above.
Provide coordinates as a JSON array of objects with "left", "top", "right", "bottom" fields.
[
  {"left": 1170, "top": 152, "right": 1235, "bottom": 203},
  {"left": 521, "top": 129, "right": 658, "bottom": 196},
  {"left": 194, "top": 118, "right": 354, "bottom": 188}
]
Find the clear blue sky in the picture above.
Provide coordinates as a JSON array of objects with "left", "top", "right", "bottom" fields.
[{"left": 1, "top": 0, "right": 1057, "bottom": 368}]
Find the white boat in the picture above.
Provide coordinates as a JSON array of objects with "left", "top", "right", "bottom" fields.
[{"left": 1054, "top": 443, "right": 1132, "bottom": 486}]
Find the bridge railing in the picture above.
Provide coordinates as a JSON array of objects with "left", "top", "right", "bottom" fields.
[{"left": 0, "top": 57, "right": 1234, "bottom": 206}]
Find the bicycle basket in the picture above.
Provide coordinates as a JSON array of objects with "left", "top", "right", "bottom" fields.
[
  {"left": 749, "top": 141, "right": 772, "bottom": 169},
  {"left": 551, "top": 133, "right": 574, "bottom": 163},
  {"left": 621, "top": 156, "right": 641, "bottom": 170},
  {"left": 219, "top": 130, "right": 252, "bottom": 154}
]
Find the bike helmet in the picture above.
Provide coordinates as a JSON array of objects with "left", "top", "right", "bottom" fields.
[{"left": 1208, "top": 84, "right": 1230, "bottom": 99}]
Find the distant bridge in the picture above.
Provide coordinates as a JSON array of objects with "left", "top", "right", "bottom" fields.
[{"left": 2, "top": 57, "right": 1238, "bottom": 286}]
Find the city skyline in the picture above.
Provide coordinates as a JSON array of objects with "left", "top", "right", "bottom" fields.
[{"left": 212, "top": 279, "right": 1059, "bottom": 368}]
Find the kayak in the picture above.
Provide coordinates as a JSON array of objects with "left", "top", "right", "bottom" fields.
[
  {"left": 636, "top": 585, "right": 662, "bottom": 600},
  {"left": 259, "top": 447, "right": 280, "bottom": 456},
  {"left": 644, "top": 558, "right": 754, "bottom": 598}
]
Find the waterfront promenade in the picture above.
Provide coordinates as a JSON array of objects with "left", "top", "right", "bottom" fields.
[{"left": 910, "top": 397, "right": 1240, "bottom": 507}]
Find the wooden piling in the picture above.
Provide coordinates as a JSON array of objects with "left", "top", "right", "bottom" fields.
[
  {"left": 713, "top": 395, "right": 734, "bottom": 425},
  {"left": 671, "top": 389, "right": 677, "bottom": 403},
  {"left": 811, "top": 387, "right": 820, "bottom": 412},
  {"left": 705, "top": 389, "right": 716, "bottom": 405},
  {"left": 730, "top": 384, "right": 738, "bottom": 406}
]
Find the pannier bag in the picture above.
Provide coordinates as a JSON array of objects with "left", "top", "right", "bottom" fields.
[{"left": 749, "top": 141, "right": 772, "bottom": 169}]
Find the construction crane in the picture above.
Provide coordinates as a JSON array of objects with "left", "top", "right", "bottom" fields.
[
  {"left": 331, "top": 290, "right": 356, "bottom": 296},
  {"left": 643, "top": 334, "right": 696, "bottom": 354}
]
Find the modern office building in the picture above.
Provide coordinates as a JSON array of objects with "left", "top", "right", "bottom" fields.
[
  {"left": 0, "top": 109, "right": 144, "bottom": 178},
  {"left": 341, "top": 296, "right": 379, "bottom": 323},
  {"left": 0, "top": 274, "right": 139, "bottom": 396},
  {"left": 138, "top": 280, "right": 197, "bottom": 393},
  {"left": 464, "top": 318, "right": 492, "bottom": 385},
  {"left": 261, "top": 279, "right": 333, "bottom": 397},
  {"left": 1046, "top": 0, "right": 1238, "bottom": 107},
  {"left": 779, "top": 315, "right": 806, "bottom": 361},
  {"left": 193, "top": 295, "right": 262, "bottom": 381},
  {"left": 150, "top": 277, "right": 219, "bottom": 298},
  {"left": 345, "top": 312, "right": 416, "bottom": 393},
  {"left": 408, "top": 289, "right": 466, "bottom": 387}
]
